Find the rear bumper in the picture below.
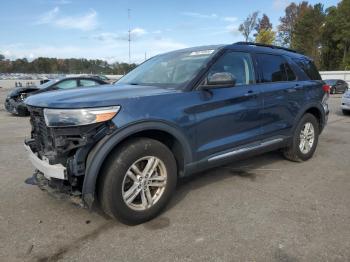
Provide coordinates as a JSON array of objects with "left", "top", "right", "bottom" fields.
[{"left": 24, "top": 142, "right": 67, "bottom": 180}]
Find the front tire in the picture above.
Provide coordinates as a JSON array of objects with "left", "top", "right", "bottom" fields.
[
  {"left": 283, "top": 113, "right": 319, "bottom": 162},
  {"left": 16, "top": 106, "right": 29, "bottom": 116},
  {"left": 98, "top": 138, "right": 177, "bottom": 225}
]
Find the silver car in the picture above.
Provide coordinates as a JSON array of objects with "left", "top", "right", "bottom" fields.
[{"left": 341, "top": 90, "right": 350, "bottom": 115}]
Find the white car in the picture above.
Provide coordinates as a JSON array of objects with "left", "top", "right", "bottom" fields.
[{"left": 341, "top": 90, "right": 350, "bottom": 115}]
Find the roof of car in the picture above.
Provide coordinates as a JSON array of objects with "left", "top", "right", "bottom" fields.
[
  {"left": 56, "top": 75, "right": 107, "bottom": 82},
  {"left": 226, "top": 42, "right": 307, "bottom": 59},
  {"left": 164, "top": 42, "right": 308, "bottom": 60},
  {"left": 324, "top": 79, "right": 341, "bottom": 81}
]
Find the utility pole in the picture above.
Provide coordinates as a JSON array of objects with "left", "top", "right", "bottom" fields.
[{"left": 128, "top": 8, "right": 131, "bottom": 64}]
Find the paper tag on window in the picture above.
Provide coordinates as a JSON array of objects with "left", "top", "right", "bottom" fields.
[{"left": 189, "top": 50, "right": 215, "bottom": 56}]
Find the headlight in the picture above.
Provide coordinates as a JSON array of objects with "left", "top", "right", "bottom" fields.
[{"left": 44, "top": 106, "right": 120, "bottom": 127}]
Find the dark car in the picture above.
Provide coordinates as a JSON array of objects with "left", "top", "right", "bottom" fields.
[
  {"left": 324, "top": 79, "right": 348, "bottom": 94},
  {"left": 5, "top": 76, "right": 108, "bottom": 116},
  {"left": 24, "top": 42, "right": 329, "bottom": 224}
]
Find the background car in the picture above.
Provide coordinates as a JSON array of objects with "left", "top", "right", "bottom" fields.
[
  {"left": 324, "top": 79, "right": 348, "bottom": 94},
  {"left": 4, "top": 76, "right": 108, "bottom": 116},
  {"left": 341, "top": 89, "right": 350, "bottom": 115}
]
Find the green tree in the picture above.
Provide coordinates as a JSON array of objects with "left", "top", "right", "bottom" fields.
[
  {"left": 277, "top": 2, "right": 311, "bottom": 47},
  {"left": 333, "top": 0, "right": 350, "bottom": 68},
  {"left": 256, "top": 29, "right": 276, "bottom": 44},
  {"left": 0, "top": 54, "right": 5, "bottom": 61},
  {"left": 292, "top": 3, "right": 325, "bottom": 67},
  {"left": 320, "top": 6, "right": 343, "bottom": 70},
  {"left": 254, "top": 14, "right": 275, "bottom": 44}
]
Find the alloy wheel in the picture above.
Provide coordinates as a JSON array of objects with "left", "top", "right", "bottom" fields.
[
  {"left": 299, "top": 122, "right": 315, "bottom": 154},
  {"left": 122, "top": 156, "right": 167, "bottom": 211}
]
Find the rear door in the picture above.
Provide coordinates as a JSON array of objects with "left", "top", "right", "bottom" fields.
[
  {"left": 193, "top": 51, "right": 264, "bottom": 160},
  {"left": 256, "top": 53, "right": 302, "bottom": 139}
]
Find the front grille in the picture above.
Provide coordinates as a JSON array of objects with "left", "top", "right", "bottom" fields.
[{"left": 28, "top": 106, "right": 53, "bottom": 153}]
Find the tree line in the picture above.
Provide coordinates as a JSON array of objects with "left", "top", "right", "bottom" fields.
[
  {"left": 1, "top": 0, "right": 349, "bottom": 73},
  {"left": 239, "top": 0, "right": 350, "bottom": 70},
  {"left": 0, "top": 56, "right": 137, "bottom": 75}
]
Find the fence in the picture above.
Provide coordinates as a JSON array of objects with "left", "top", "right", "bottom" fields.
[{"left": 320, "top": 71, "right": 350, "bottom": 84}]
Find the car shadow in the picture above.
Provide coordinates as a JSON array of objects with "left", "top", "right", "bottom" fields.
[{"left": 166, "top": 151, "right": 284, "bottom": 211}]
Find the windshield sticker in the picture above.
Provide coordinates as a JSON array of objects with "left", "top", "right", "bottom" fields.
[{"left": 189, "top": 50, "right": 215, "bottom": 56}]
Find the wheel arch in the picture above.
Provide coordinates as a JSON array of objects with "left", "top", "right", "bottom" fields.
[
  {"left": 82, "top": 121, "right": 193, "bottom": 207},
  {"left": 294, "top": 104, "right": 326, "bottom": 134}
]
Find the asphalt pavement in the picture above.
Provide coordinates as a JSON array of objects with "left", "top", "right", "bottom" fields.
[{"left": 0, "top": 89, "right": 349, "bottom": 262}]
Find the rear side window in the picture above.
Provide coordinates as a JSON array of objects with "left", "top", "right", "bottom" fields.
[
  {"left": 80, "top": 79, "right": 99, "bottom": 87},
  {"left": 256, "top": 54, "right": 296, "bottom": 82},
  {"left": 285, "top": 63, "right": 296, "bottom": 81},
  {"left": 292, "top": 58, "right": 321, "bottom": 80}
]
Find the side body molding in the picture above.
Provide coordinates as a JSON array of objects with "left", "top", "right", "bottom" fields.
[{"left": 82, "top": 121, "right": 193, "bottom": 207}]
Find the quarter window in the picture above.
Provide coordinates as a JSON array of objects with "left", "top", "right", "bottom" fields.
[
  {"left": 206, "top": 51, "right": 255, "bottom": 86},
  {"left": 256, "top": 54, "right": 296, "bottom": 82},
  {"left": 292, "top": 58, "right": 321, "bottom": 80}
]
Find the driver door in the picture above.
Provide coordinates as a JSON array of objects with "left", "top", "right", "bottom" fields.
[{"left": 193, "top": 51, "right": 263, "bottom": 161}]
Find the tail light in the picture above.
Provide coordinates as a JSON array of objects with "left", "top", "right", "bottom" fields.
[{"left": 322, "top": 84, "right": 331, "bottom": 93}]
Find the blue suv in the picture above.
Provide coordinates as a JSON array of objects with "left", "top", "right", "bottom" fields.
[{"left": 24, "top": 42, "right": 329, "bottom": 224}]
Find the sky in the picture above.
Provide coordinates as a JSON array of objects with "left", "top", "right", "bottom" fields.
[{"left": 0, "top": 0, "right": 340, "bottom": 63}]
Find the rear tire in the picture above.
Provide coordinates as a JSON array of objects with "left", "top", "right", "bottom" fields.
[
  {"left": 283, "top": 113, "right": 319, "bottom": 162},
  {"left": 98, "top": 138, "right": 177, "bottom": 225}
]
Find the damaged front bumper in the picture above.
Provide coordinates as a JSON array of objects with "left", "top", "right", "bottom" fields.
[
  {"left": 25, "top": 106, "right": 117, "bottom": 206},
  {"left": 28, "top": 170, "right": 84, "bottom": 207},
  {"left": 5, "top": 97, "right": 28, "bottom": 115},
  {"left": 24, "top": 141, "right": 67, "bottom": 180}
]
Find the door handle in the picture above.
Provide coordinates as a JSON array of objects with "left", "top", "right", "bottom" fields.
[{"left": 244, "top": 90, "right": 254, "bottom": 96}]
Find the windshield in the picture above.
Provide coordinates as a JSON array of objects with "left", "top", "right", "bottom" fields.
[
  {"left": 38, "top": 79, "right": 59, "bottom": 89},
  {"left": 116, "top": 49, "right": 217, "bottom": 88}
]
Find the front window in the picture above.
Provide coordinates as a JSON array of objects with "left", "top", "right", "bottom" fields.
[
  {"left": 205, "top": 51, "right": 256, "bottom": 86},
  {"left": 117, "top": 49, "right": 218, "bottom": 88},
  {"left": 54, "top": 79, "right": 78, "bottom": 89},
  {"left": 38, "top": 79, "right": 59, "bottom": 89}
]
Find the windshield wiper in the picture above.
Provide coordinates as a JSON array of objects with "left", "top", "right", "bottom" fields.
[{"left": 129, "top": 82, "right": 140, "bottom": 85}]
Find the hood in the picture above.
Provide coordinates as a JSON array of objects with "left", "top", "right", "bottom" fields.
[
  {"left": 25, "top": 84, "right": 180, "bottom": 109},
  {"left": 8, "top": 86, "right": 39, "bottom": 97}
]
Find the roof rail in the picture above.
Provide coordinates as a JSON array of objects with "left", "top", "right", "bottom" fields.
[{"left": 234, "top": 42, "right": 297, "bottom": 53}]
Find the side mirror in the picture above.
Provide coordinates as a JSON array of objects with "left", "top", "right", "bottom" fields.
[{"left": 206, "top": 72, "right": 236, "bottom": 87}]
